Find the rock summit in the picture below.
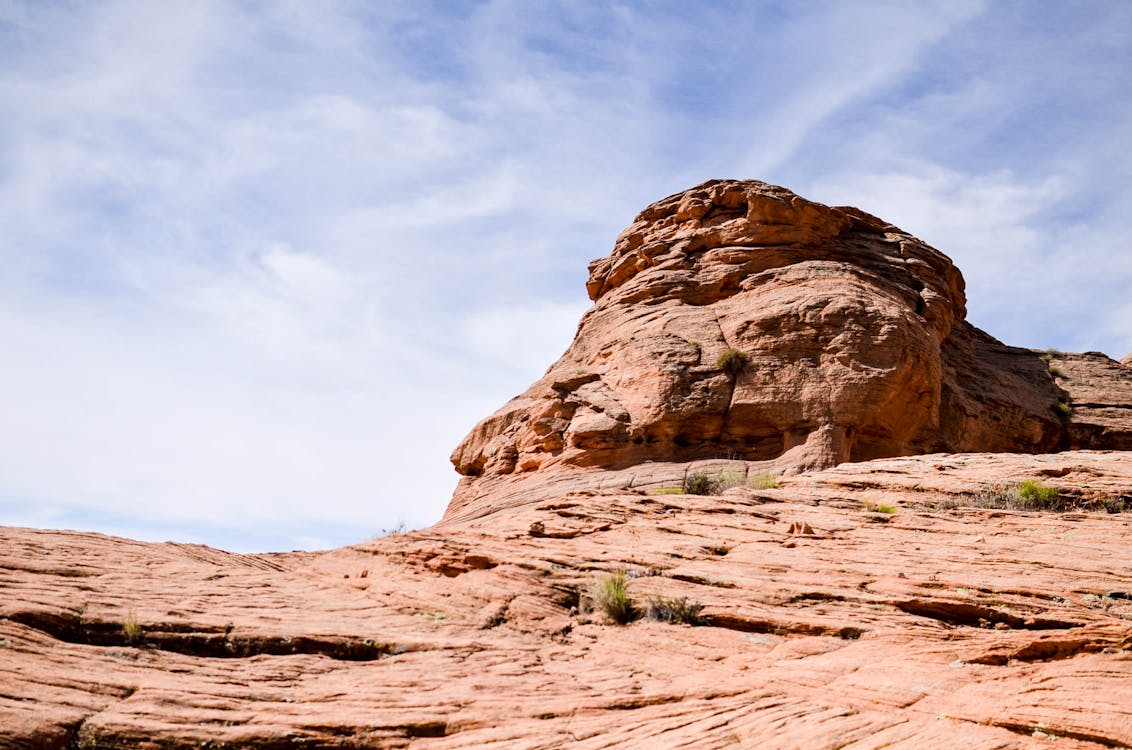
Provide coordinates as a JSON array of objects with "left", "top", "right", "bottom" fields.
[{"left": 449, "top": 180, "right": 1132, "bottom": 521}]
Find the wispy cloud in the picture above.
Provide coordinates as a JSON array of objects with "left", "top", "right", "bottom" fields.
[{"left": 1, "top": 1, "right": 1130, "bottom": 550}]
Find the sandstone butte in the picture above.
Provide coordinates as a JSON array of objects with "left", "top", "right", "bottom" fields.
[{"left": 3, "top": 180, "right": 1132, "bottom": 750}]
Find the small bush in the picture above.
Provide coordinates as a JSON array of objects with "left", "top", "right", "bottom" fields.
[
  {"left": 646, "top": 596, "right": 704, "bottom": 625},
  {"left": 930, "top": 485, "right": 1125, "bottom": 514},
  {"left": 716, "top": 348, "right": 750, "bottom": 377},
  {"left": 958, "top": 481, "right": 1064, "bottom": 511},
  {"left": 1103, "top": 497, "right": 1127, "bottom": 514},
  {"left": 1053, "top": 400, "right": 1072, "bottom": 417},
  {"left": 683, "top": 472, "right": 720, "bottom": 495},
  {"left": 875, "top": 505, "right": 897, "bottom": 514},
  {"left": 750, "top": 471, "right": 779, "bottom": 489},
  {"left": 122, "top": 611, "right": 144, "bottom": 645},
  {"left": 1017, "top": 480, "right": 1059, "bottom": 509},
  {"left": 1048, "top": 365, "right": 1065, "bottom": 379},
  {"left": 591, "top": 571, "right": 637, "bottom": 624}
]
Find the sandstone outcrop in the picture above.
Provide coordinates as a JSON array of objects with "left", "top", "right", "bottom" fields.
[
  {"left": 4, "top": 452, "right": 1132, "bottom": 748},
  {"left": 449, "top": 180, "right": 1132, "bottom": 521}
]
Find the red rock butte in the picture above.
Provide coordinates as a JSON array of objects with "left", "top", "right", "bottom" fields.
[
  {"left": 3, "top": 180, "right": 1132, "bottom": 749},
  {"left": 449, "top": 179, "right": 1132, "bottom": 522}
]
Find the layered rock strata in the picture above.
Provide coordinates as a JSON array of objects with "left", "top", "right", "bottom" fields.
[{"left": 449, "top": 180, "right": 1132, "bottom": 521}]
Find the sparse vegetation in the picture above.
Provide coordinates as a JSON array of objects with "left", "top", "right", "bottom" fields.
[
  {"left": 1054, "top": 400, "right": 1072, "bottom": 417},
  {"left": 1048, "top": 365, "right": 1065, "bottom": 379},
  {"left": 1103, "top": 496, "right": 1127, "bottom": 514},
  {"left": 929, "top": 483, "right": 1128, "bottom": 514},
  {"left": 122, "top": 610, "right": 144, "bottom": 645},
  {"left": 716, "top": 348, "right": 750, "bottom": 377},
  {"left": 1017, "top": 479, "right": 1060, "bottom": 508},
  {"left": 375, "top": 521, "right": 408, "bottom": 538},
  {"left": 749, "top": 471, "right": 779, "bottom": 489},
  {"left": 876, "top": 505, "right": 897, "bottom": 514},
  {"left": 664, "top": 465, "right": 773, "bottom": 496},
  {"left": 646, "top": 596, "right": 704, "bottom": 625},
  {"left": 683, "top": 471, "right": 721, "bottom": 495},
  {"left": 591, "top": 570, "right": 637, "bottom": 624}
]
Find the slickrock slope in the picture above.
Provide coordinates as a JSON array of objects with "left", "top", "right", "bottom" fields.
[
  {"left": 449, "top": 180, "right": 1132, "bottom": 522},
  {"left": 3, "top": 451, "right": 1132, "bottom": 748}
]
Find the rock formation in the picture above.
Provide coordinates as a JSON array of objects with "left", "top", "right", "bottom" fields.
[{"left": 449, "top": 180, "right": 1132, "bottom": 521}]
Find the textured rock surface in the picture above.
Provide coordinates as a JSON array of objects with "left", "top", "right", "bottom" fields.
[
  {"left": 4, "top": 451, "right": 1132, "bottom": 748},
  {"left": 449, "top": 180, "right": 1132, "bottom": 522}
]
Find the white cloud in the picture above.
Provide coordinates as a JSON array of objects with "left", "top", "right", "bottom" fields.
[{"left": 1, "top": 1, "right": 1130, "bottom": 550}]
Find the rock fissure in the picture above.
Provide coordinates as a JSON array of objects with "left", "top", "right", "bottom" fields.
[
  {"left": 5, "top": 611, "right": 396, "bottom": 662},
  {"left": 894, "top": 600, "right": 1081, "bottom": 630}
]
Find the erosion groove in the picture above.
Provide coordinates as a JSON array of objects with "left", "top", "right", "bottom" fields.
[
  {"left": 700, "top": 612, "right": 866, "bottom": 639},
  {"left": 971, "top": 635, "right": 1130, "bottom": 665},
  {"left": 6, "top": 611, "right": 395, "bottom": 661},
  {"left": 894, "top": 599, "right": 1080, "bottom": 630},
  {"left": 993, "top": 720, "right": 1129, "bottom": 748}
]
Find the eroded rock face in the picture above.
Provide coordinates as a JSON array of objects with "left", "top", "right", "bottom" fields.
[{"left": 449, "top": 180, "right": 1132, "bottom": 521}]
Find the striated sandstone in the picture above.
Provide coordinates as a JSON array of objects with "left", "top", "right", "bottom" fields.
[
  {"left": 3, "top": 451, "right": 1132, "bottom": 748},
  {"left": 449, "top": 180, "right": 1132, "bottom": 522}
]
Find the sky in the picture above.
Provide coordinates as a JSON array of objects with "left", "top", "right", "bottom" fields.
[{"left": 1, "top": 1, "right": 1130, "bottom": 552}]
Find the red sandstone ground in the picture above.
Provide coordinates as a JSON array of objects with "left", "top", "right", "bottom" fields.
[{"left": 3, "top": 451, "right": 1132, "bottom": 748}]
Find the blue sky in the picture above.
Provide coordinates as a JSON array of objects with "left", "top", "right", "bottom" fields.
[{"left": 1, "top": 1, "right": 1130, "bottom": 552}]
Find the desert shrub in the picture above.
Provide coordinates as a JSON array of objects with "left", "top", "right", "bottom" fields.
[
  {"left": 1053, "top": 400, "right": 1072, "bottom": 417},
  {"left": 1103, "top": 496, "right": 1127, "bottom": 514},
  {"left": 956, "top": 481, "right": 1064, "bottom": 511},
  {"left": 122, "top": 611, "right": 144, "bottom": 645},
  {"left": 646, "top": 596, "right": 704, "bottom": 625},
  {"left": 683, "top": 472, "right": 720, "bottom": 495},
  {"left": 716, "top": 348, "right": 750, "bottom": 377},
  {"left": 750, "top": 471, "right": 779, "bottom": 489},
  {"left": 1048, "top": 365, "right": 1065, "bottom": 379},
  {"left": 591, "top": 571, "right": 637, "bottom": 624},
  {"left": 930, "top": 485, "right": 1125, "bottom": 514},
  {"left": 1017, "top": 480, "right": 1059, "bottom": 509}
]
